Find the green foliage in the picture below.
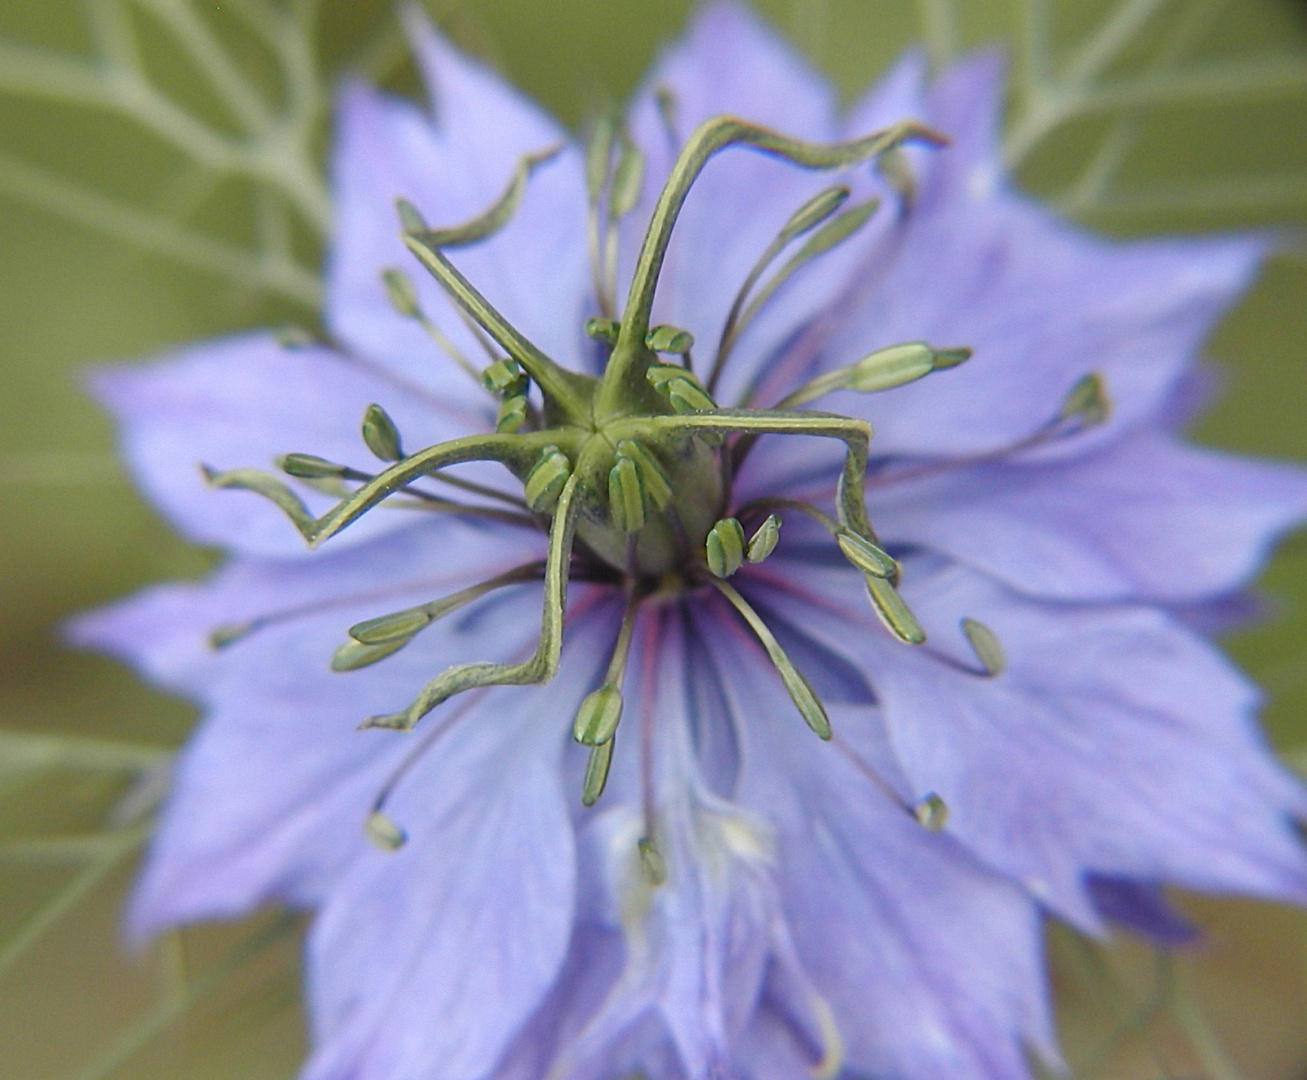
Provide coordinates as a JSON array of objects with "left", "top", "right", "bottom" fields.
[{"left": 0, "top": 0, "right": 1304, "bottom": 1076}]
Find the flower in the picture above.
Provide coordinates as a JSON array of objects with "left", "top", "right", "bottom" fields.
[{"left": 74, "top": 3, "right": 1307, "bottom": 1077}]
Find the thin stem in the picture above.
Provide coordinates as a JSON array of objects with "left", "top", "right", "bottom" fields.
[
  {"left": 598, "top": 117, "right": 942, "bottom": 418},
  {"left": 0, "top": 151, "right": 321, "bottom": 306}
]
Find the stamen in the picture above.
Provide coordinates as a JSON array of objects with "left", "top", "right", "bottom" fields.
[
  {"left": 710, "top": 577, "right": 832, "bottom": 740},
  {"left": 597, "top": 115, "right": 947, "bottom": 421},
  {"left": 360, "top": 455, "right": 590, "bottom": 731},
  {"left": 361, "top": 403, "right": 403, "bottom": 462},
  {"left": 708, "top": 184, "right": 850, "bottom": 393},
  {"left": 328, "top": 562, "right": 548, "bottom": 673},
  {"left": 365, "top": 811, "right": 407, "bottom": 851},
  {"left": 605, "top": 133, "right": 646, "bottom": 310},
  {"left": 746, "top": 514, "right": 782, "bottom": 563},
  {"left": 705, "top": 517, "right": 746, "bottom": 578},
  {"left": 961, "top": 617, "right": 1006, "bottom": 676},
  {"left": 712, "top": 198, "right": 880, "bottom": 391},
  {"left": 573, "top": 586, "right": 640, "bottom": 748},
  {"left": 524, "top": 445, "right": 572, "bottom": 514},
  {"left": 775, "top": 341, "right": 971, "bottom": 410},
  {"left": 637, "top": 836, "right": 667, "bottom": 886},
  {"left": 645, "top": 324, "right": 694, "bottom": 357},
  {"left": 911, "top": 792, "right": 950, "bottom": 832},
  {"left": 581, "top": 737, "right": 615, "bottom": 807},
  {"left": 863, "top": 577, "right": 927, "bottom": 645},
  {"left": 381, "top": 266, "right": 483, "bottom": 385},
  {"left": 585, "top": 116, "right": 618, "bottom": 316}
]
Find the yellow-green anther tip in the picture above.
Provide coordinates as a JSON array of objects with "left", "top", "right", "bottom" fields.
[
  {"left": 332, "top": 637, "right": 411, "bottom": 672},
  {"left": 581, "top": 739, "right": 614, "bottom": 807},
  {"left": 524, "top": 446, "right": 571, "bottom": 513},
  {"left": 362, "top": 404, "right": 404, "bottom": 462},
  {"left": 395, "top": 197, "right": 427, "bottom": 233},
  {"left": 279, "top": 453, "right": 346, "bottom": 479},
  {"left": 747, "top": 514, "right": 782, "bottom": 563},
  {"left": 574, "top": 685, "right": 624, "bottom": 745},
  {"left": 366, "top": 811, "right": 408, "bottom": 851},
  {"left": 638, "top": 837, "right": 668, "bottom": 886},
  {"left": 1060, "top": 372, "right": 1111, "bottom": 425},
  {"left": 381, "top": 267, "right": 420, "bottom": 318},
  {"left": 646, "top": 324, "right": 695, "bottom": 355},
  {"left": 837, "top": 531, "right": 897, "bottom": 579},
  {"left": 913, "top": 793, "right": 949, "bottom": 832},
  {"left": 961, "top": 617, "right": 1006, "bottom": 676},
  {"left": 706, "top": 518, "right": 746, "bottom": 578}
]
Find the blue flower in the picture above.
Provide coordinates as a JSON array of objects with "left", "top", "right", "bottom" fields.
[{"left": 74, "top": 4, "right": 1307, "bottom": 1077}]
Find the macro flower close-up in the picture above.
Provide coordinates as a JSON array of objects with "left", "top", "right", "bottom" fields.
[{"left": 7, "top": 1, "right": 1307, "bottom": 1078}]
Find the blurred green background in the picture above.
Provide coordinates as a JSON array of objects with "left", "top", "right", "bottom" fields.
[{"left": 1, "top": 1, "right": 1306, "bottom": 1077}]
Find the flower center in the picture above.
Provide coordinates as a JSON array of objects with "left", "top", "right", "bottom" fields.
[{"left": 205, "top": 109, "right": 1109, "bottom": 837}]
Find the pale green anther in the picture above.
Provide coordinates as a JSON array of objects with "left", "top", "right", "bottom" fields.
[
  {"left": 395, "top": 198, "right": 427, "bottom": 233},
  {"left": 275, "top": 325, "right": 315, "bottom": 349},
  {"left": 381, "top": 267, "right": 421, "bottom": 318},
  {"left": 616, "top": 441, "right": 672, "bottom": 509},
  {"left": 332, "top": 636, "right": 411, "bottom": 672},
  {"left": 864, "top": 576, "right": 927, "bottom": 645},
  {"left": 849, "top": 342, "right": 938, "bottom": 391},
  {"left": 361, "top": 404, "right": 404, "bottom": 462},
  {"left": 706, "top": 517, "right": 746, "bottom": 578},
  {"left": 586, "top": 116, "right": 617, "bottom": 205},
  {"left": 209, "top": 622, "right": 255, "bottom": 649},
  {"left": 366, "top": 811, "right": 408, "bottom": 851},
  {"left": 645, "top": 324, "right": 694, "bottom": 355},
  {"left": 932, "top": 347, "right": 972, "bottom": 371},
  {"left": 747, "top": 514, "right": 782, "bottom": 563},
  {"left": 1060, "top": 372, "right": 1111, "bottom": 427},
  {"left": 482, "top": 357, "right": 524, "bottom": 395},
  {"left": 638, "top": 837, "right": 668, "bottom": 886},
  {"left": 913, "top": 792, "right": 949, "bottom": 832},
  {"left": 496, "top": 395, "right": 528, "bottom": 434},
  {"left": 349, "top": 607, "right": 433, "bottom": 646},
  {"left": 780, "top": 185, "right": 851, "bottom": 243},
  {"left": 278, "top": 453, "right": 347, "bottom": 479},
  {"left": 961, "top": 618, "right": 1006, "bottom": 676},
  {"left": 836, "top": 531, "right": 897, "bottom": 579},
  {"left": 524, "top": 446, "right": 571, "bottom": 513},
  {"left": 610, "top": 136, "right": 646, "bottom": 218},
  {"left": 581, "top": 738, "right": 614, "bottom": 807},
  {"left": 609, "top": 454, "right": 647, "bottom": 533},
  {"left": 667, "top": 378, "right": 716, "bottom": 414},
  {"left": 585, "top": 317, "right": 620, "bottom": 343},
  {"left": 573, "top": 684, "right": 624, "bottom": 746}
]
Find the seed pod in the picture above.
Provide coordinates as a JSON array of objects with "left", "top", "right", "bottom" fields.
[{"left": 706, "top": 518, "right": 746, "bottom": 578}]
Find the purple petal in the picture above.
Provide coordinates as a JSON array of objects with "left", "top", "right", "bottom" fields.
[
  {"left": 327, "top": 22, "right": 591, "bottom": 400},
  {"left": 71, "top": 519, "right": 550, "bottom": 931},
  {"left": 871, "top": 427, "right": 1307, "bottom": 603},
  {"left": 816, "top": 55, "right": 1270, "bottom": 456},
  {"left": 760, "top": 555, "right": 1307, "bottom": 927},
  {"left": 1086, "top": 876, "right": 1198, "bottom": 946},
  {"left": 709, "top": 618, "right": 1056, "bottom": 1079},
  {"left": 90, "top": 335, "right": 486, "bottom": 557},
  {"left": 300, "top": 622, "right": 594, "bottom": 1080}
]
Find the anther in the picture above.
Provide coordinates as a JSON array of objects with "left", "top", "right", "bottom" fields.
[
  {"left": 381, "top": 267, "right": 421, "bottom": 319},
  {"left": 482, "top": 357, "right": 525, "bottom": 395},
  {"left": 616, "top": 441, "right": 672, "bottom": 510},
  {"left": 610, "top": 135, "right": 646, "bottom": 219},
  {"left": 209, "top": 621, "right": 257, "bottom": 649},
  {"left": 638, "top": 836, "right": 668, "bottom": 886},
  {"left": 278, "top": 453, "right": 349, "bottom": 479},
  {"left": 608, "top": 453, "right": 647, "bottom": 533},
  {"left": 864, "top": 576, "right": 927, "bottom": 645},
  {"left": 778, "top": 342, "right": 972, "bottom": 409},
  {"left": 361, "top": 403, "right": 404, "bottom": 462},
  {"left": 1059, "top": 372, "right": 1111, "bottom": 428},
  {"left": 746, "top": 514, "right": 782, "bottom": 563},
  {"left": 647, "top": 364, "right": 716, "bottom": 413},
  {"left": 961, "top": 618, "right": 1006, "bottom": 676},
  {"left": 524, "top": 446, "right": 571, "bottom": 513},
  {"left": 349, "top": 607, "right": 432, "bottom": 646},
  {"left": 912, "top": 792, "right": 949, "bottom": 832},
  {"left": 496, "top": 394, "right": 529, "bottom": 434},
  {"left": 581, "top": 738, "right": 615, "bottom": 807},
  {"left": 365, "top": 810, "right": 408, "bottom": 851},
  {"left": 332, "top": 637, "right": 410, "bottom": 672},
  {"left": 574, "top": 685, "right": 624, "bottom": 746},
  {"left": 645, "top": 324, "right": 694, "bottom": 356},
  {"left": 585, "top": 317, "right": 620, "bottom": 343},
  {"left": 836, "top": 530, "right": 897, "bottom": 579},
  {"left": 706, "top": 517, "right": 746, "bottom": 578}
]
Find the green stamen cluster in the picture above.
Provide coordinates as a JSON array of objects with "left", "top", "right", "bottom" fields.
[{"left": 206, "top": 112, "right": 1081, "bottom": 832}]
